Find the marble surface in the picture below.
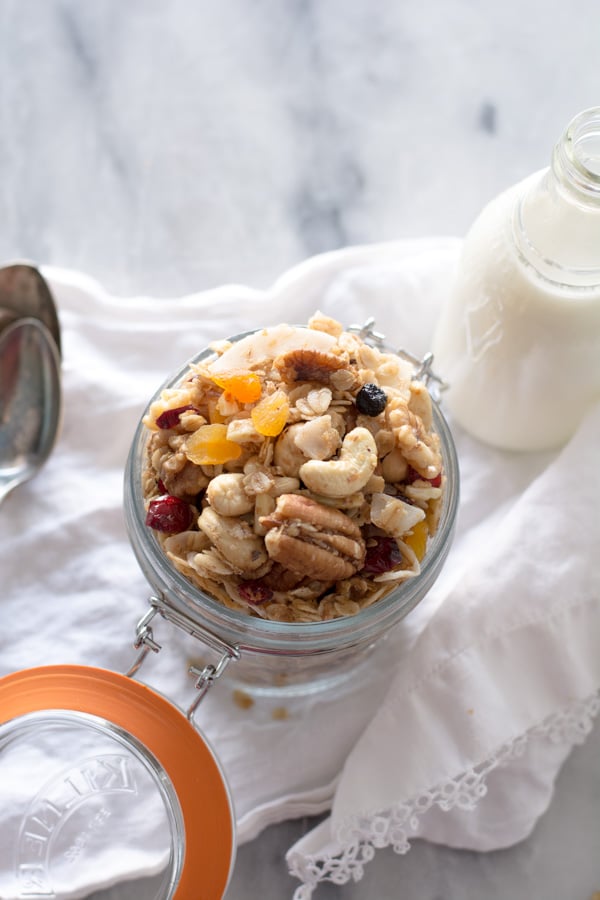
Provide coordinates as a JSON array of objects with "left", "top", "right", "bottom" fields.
[{"left": 1, "top": 1, "right": 599, "bottom": 898}]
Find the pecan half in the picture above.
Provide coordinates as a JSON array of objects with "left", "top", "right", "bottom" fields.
[
  {"left": 260, "top": 494, "right": 366, "bottom": 581},
  {"left": 274, "top": 349, "right": 347, "bottom": 384}
]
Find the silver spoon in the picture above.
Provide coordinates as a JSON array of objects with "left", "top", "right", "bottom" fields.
[
  {"left": 0, "top": 317, "right": 62, "bottom": 506},
  {"left": 0, "top": 262, "right": 61, "bottom": 357}
]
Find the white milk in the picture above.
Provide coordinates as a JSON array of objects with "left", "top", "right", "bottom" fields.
[{"left": 433, "top": 111, "right": 600, "bottom": 452}]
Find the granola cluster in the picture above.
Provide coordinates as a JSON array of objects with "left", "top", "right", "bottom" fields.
[{"left": 141, "top": 312, "right": 444, "bottom": 623}]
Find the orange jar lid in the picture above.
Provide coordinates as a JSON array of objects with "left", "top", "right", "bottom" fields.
[{"left": 0, "top": 665, "right": 235, "bottom": 899}]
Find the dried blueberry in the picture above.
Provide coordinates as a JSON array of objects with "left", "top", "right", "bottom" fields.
[{"left": 355, "top": 383, "right": 388, "bottom": 416}]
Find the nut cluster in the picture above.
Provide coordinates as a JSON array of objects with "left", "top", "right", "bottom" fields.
[{"left": 141, "top": 312, "right": 444, "bottom": 623}]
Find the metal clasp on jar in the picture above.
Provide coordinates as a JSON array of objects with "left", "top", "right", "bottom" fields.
[
  {"left": 126, "top": 594, "right": 241, "bottom": 721},
  {"left": 348, "top": 317, "right": 448, "bottom": 400}
]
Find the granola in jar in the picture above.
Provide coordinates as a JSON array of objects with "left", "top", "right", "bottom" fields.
[{"left": 141, "top": 312, "right": 444, "bottom": 623}]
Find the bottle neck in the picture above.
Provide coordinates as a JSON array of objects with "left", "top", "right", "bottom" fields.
[
  {"left": 552, "top": 106, "right": 600, "bottom": 205},
  {"left": 513, "top": 107, "right": 600, "bottom": 287}
]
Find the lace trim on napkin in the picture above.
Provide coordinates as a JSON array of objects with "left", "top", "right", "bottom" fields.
[{"left": 288, "top": 691, "right": 600, "bottom": 899}]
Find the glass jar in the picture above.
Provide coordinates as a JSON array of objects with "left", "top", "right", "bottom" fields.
[
  {"left": 432, "top": 106, "right": 600, "bottom": 451},
  {"left": 123, "top": 324, "right": 460, "bottom": 696},
  {"left": 0, "top": 324, "right": 458, "bottom": 899}
]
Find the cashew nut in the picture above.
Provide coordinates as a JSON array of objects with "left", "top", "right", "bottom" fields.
[
  {"left": 273, "top": 423, "right": 308, "bottom": 477},
  {"left": 198, "top": 507, "right": 268, "bottom": 576},
  {"left": 364, "top": 473, "right": 385, "bottom": 494},
  {"left": 408, "top": 381, "right": 433, "bottom": 431},
  {"left": 380, "top": 447, "right": 409, "bottom": 483},
  {"left": 299, "top": 427, "right": 377, "bottom": 498},
  {"left": 206, "top": 473, "right": 254, "bottom": 516}
]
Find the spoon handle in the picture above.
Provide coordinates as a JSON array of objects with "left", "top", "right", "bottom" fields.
[
  {"left": 0, "top": 318, "right": 62, "bottom": 506},
  {"left": 0, "top": 262, "right": 61, "bottom": 356}
]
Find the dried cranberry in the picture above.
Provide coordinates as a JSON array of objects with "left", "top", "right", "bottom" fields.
[
  {"left": 406, "top": 466, "right": 442, "bottom": 488},
  {"left": 145, "top": 495, "right": 194, "bottom": 534},
  {"left": 238, "top": 581, "right": 273, "bottom": 605},
  {"left": 156, "top": 405, "right": 197, "bottom": 429},
  {"left": 355, "top": 383, "right": 388, "bottom": 417},
  {"left": 361, "top": 537, "right": 403, "bottom": 575}
]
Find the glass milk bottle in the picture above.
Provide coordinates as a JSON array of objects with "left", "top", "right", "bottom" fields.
[{"left": 432, "top": 107, "right": 600, "bottom": 451}]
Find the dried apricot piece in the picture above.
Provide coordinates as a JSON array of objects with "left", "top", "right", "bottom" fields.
[
  {"left": 211, "top": 370, "right": 262, "bottom": 403},
  {"left": 185, "top": 424, "right": 242, "bottom": 465},
  {"left": 404, "top": 519, "right": 428, "bottom": 561},
  {"left": 251, "top": 390, "right": 290, "bottom": 436}
]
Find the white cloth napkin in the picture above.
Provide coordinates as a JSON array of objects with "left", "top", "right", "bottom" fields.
[{"left": 0, "top": 239, "right": 598, "bottom": 899}]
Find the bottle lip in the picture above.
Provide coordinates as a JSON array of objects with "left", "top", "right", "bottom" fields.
[
  {"left": 553, "top": 106, "right": 600, "bottom": 203},
  {"left": 123, "top": 329, "right": 460, "bottom": 653}
]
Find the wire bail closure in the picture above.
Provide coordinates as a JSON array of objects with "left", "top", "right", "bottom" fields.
[
  {"left": 126, "top": 594, "right": 241, "bottom": 721},
  {"left": 348, "top": 317, "right": 448, "bottom": 400}
]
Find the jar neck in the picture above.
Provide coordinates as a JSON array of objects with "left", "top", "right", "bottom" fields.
[{"left": 513, "top": 107, "right": 600, "bottom": 287}]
